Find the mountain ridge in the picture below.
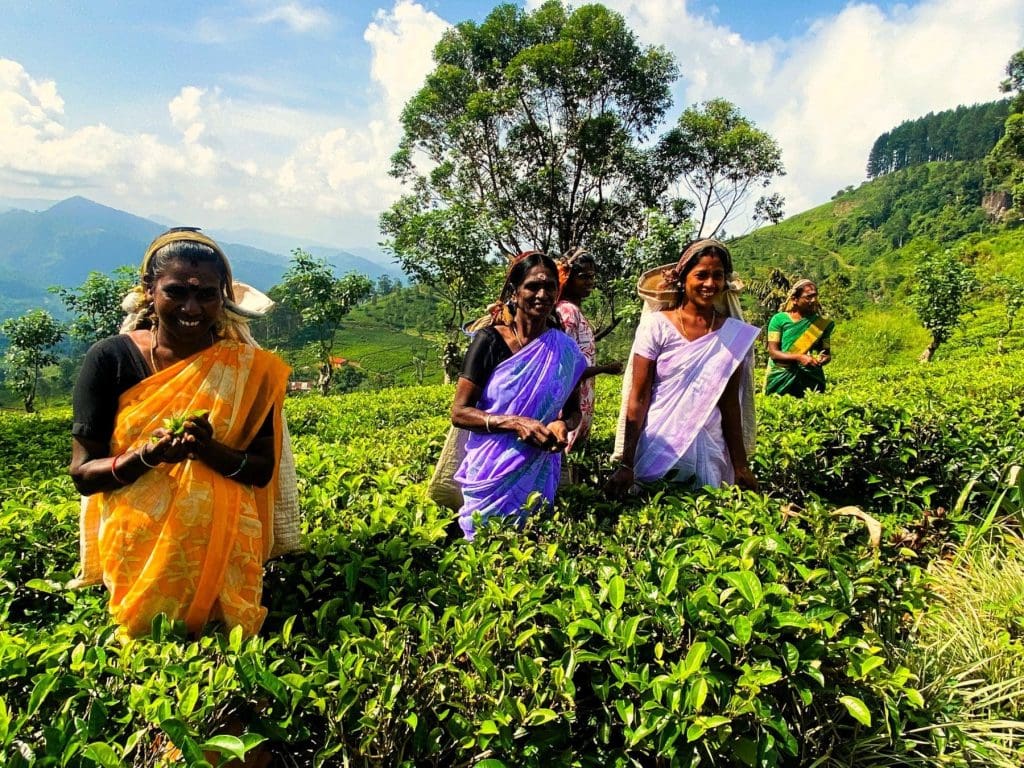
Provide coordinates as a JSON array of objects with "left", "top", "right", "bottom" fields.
[{"left": 0, "top": 197, "right": 403, "bottom": 321}]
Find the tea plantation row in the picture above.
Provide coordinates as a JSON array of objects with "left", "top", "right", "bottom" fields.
[{"left": 0, "top": 356, "right": 1022, "bottom": 767}]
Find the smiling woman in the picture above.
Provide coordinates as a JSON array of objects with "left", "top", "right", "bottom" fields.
[
  {"left": 68, "top": 227, "right": 294, "bottom": 639},
  {"left": 608, "top": 239, "right": 760, "bottom": 498},
  {"left": 446, "top": 251, "right": 586, "bottom": 540}
]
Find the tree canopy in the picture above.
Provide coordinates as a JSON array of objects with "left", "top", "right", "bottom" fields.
[
  {"left": 50, "top": 267, "right": 137, "bottom": 346},
  {"left": 657, "top": 98, "right": 785, "bottom": 238},
  {"left": 386, "top": 1, "right": 677, "bottom": 257},
  {"left": 867, "top": 101, "right": 1009, "bottom": 178},
  {"left": 382, "top": 1, "right": 686, "bottom": 334}
]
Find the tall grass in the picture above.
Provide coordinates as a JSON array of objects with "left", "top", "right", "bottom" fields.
[{"left": 885, "top": 466, "right": 1024, "bottom": 766}]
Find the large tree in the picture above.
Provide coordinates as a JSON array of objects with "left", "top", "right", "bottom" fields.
[
  {"left": 657, "top": 98, "right": 785, "bottom": 238},
  {"left": 1, "top": 310, "right": 65, "bottom": 412},
  {"left": 276, "top": 249, "right": 372, "bottom": 394},
  {"left": 382, "top": 1, "right": 680, "bottom": 332}
]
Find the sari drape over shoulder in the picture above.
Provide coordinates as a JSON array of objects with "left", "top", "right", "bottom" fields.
[
  {"left": 632, "top": 315, "right": 760, "bottom": 487},
  {"left": 455, "top": 329, "right": 585, "bottom": 539},
  {"left": 75, "top": 340, "right": 289, "bottom": 637},
  {"left": 765, "top": 312, "right": 834, "bottom": 397}
]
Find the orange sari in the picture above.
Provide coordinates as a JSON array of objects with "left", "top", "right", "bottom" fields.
[{"left": 79, "top": 340, "right": 289, "bottom": 637}]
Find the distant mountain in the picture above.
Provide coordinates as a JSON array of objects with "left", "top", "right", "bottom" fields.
[
  {"left": 0, "top": 196, "right": 403, "bottom": 322},
  {"left": 208, "top": 227, "right": 402, "bottom": 275},
  {"left": 0, "top": 196, "right": 59, "bottom": 214}
]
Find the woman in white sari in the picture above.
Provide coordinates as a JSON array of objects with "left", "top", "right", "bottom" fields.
[{"left": 607, "top": 239, "right": 759, "bottom": 497}]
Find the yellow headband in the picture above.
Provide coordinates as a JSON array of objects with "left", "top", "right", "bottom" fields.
[{"left": 142, "top": 228, "right": 235, "bottom": 300}]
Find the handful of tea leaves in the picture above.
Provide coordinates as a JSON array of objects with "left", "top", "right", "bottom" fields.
[{"left": 160, "top": 409, "right": 209, "bottom": 436}]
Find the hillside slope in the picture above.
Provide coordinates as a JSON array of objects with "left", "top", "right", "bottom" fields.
[{"left": 730, "top": 159, "right": 1020, "bottom": 303}]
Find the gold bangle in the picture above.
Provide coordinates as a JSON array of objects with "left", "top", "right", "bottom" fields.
[
  {"left": 110, "top": 453, "right": 127, "bottom": 485},
  {"left": 485, "top": 414, "right": 492, "bottom": 433}
]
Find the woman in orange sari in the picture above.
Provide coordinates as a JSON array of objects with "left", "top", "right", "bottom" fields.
[{"left": 70, "top": 228, "right": 290, "bottom": 638}]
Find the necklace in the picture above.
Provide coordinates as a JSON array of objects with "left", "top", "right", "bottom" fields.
[
  {"left": 678, "top": 306, "right": 717, "bottom": 341},
  {"left": 510, "top": 322, "right": 524, "bottom": 351},
  {"left": 149, "top": 328, "right": 162, "bottom": 373}
]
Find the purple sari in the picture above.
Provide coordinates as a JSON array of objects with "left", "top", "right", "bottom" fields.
[{"left": 456, "top": 328, "right": 586, "bottom": 539}]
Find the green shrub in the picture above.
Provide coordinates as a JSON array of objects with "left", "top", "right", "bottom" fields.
[{"left": 2, "top": 360, "right": 1023, "bottom": 765}]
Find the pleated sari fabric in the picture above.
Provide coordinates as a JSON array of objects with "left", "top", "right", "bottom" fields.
[
  {"left": 78, "top": 339, "right": 289, "bottom": 637},
  {"left": 455, "top": 328, "right": 585, "bottom": 539}
]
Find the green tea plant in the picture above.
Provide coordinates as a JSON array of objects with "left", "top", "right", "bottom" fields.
[{"left": 1, "top": 358, "right": 1022, "bottom": 766}]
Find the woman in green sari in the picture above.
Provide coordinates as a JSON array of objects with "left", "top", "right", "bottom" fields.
[{"left": 765, "top": 279, "right": 834, "bottom": 397}]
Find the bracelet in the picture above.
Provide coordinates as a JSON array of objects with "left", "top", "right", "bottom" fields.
[
  {"left": 110, "top": 453, "right": 127, "bottom": 485},
  {"left": 616, "top": 462, "right": 634, "bottom": 473},
  {"left": 484, "top": 414, "right": 492, "bottom": 433},
  {"left": 225, "top": 451, "right": 248, "bottom": 478},
  {"left": 137, "top": 449, "right": 158, "bottom": 469}
]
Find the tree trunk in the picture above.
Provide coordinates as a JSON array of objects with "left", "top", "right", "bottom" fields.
[
  {"left": 317, "top": 363, "right": 332, "bottom": 395},
  {"left": 918, "top": 336, "right": 940, "bottom": 363}
]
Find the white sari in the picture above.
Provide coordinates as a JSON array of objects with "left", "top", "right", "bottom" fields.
[{"left": 628, "top": 313, "right": 759, "bottom": 487}]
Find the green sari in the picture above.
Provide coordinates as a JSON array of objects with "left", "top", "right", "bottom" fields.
[{"left": 765, "top": 312, "right": 834, "bottom": 397}]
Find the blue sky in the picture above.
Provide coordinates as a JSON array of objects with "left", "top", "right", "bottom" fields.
[{"left": 1, "top": 1, "right": 1022, "bottom": 249}]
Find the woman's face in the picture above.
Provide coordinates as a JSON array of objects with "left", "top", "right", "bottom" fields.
[
  {"left": 514, "top": 265, "right": 558, "bottom": 319},
  {"left": 683, "top": 254, "right": 726, "bottom": 309},
  {"left": 147, "top": 258, "right": 224, "bottom": 345},
  {"left": 793, "top": 283, "right": 818, "bottom": 314},
  {"left": 563, "top": 261, "right": 597, "bottom": 302}
]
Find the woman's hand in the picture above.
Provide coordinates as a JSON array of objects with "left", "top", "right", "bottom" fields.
[
  {"left": 604, "top": 465, "right": 635, "bottom": 499},
  {"left": 147, "top": 429, "right": 192, "bottom": 464},
  {"left": 182, "top": 412, "right": 213, "bottom": 458},
  {"left": 147, "top": 412, "right": 212, "bottom": 464},
  {"left": 512, "top": 416, "right": 556, "bottom": 449},
  {"left": 734, "top": 464, "right": 759, "bottom": 491},
  {"left": 545, "top": 419, "right": 570, "bottom": 452}
]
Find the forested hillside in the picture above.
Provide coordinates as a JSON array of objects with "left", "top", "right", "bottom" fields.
[{"left": 866, "top": 101, "right": 1010, "bottom": 177}]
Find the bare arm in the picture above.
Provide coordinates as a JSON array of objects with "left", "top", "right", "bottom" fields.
[
  {"left": 70, "top": 412, "right": 276, "bottom": 496},
  {"left": 450, "top": 376, "right": 559, "bottom": 449},
  {"left": 604, "top": 354, "right": 655, "bottom": 497},
  {"left": 719, "top": 367, "right": 758, "bottom": 491}
]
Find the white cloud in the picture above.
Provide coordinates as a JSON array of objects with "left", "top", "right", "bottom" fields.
[
  {"left": 253, "top": 2, "right": 332, "bottom": 33},
  {"left": 0, "top": 2, "right": 451, "bottom": 246},
  {"left": 0, "top": 59, "right": 66, "bottom": 145},
  {"left": 525, "top": 0, "right": 1024, "bottom": 229},
  {"left": 364, "top": 0, "right": 450, "bottom": 121},
  {"left": 169, "top": 86, "right": 208, "bottom": 144}
]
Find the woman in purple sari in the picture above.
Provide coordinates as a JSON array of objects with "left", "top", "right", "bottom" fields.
[{"left": 451, "top": 253, "right": 586, "bottom": 539}]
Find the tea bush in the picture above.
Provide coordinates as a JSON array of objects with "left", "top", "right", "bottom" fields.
[{"left": 1, "top": 358, "right": 1023, "bottom": 766}]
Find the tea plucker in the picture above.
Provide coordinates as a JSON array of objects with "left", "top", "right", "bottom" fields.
[{"left": 70, "top": 228, "right": 293, "bottom": 637}]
